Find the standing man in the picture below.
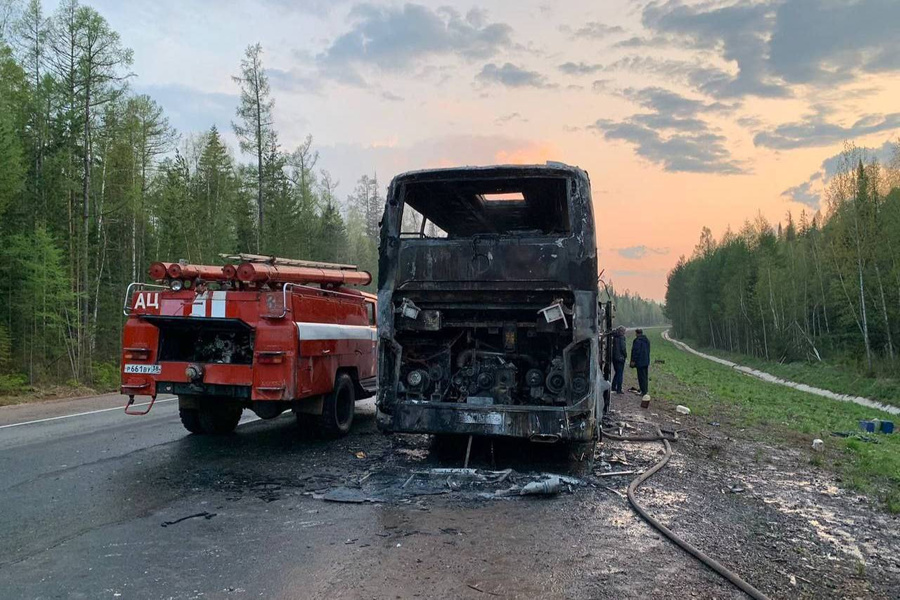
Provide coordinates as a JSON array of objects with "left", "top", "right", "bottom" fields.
[
  {"left": 611, "top": 326, "right": 627, "bottom": 394},
  {"left": 630, "top": 328, "right": 651, "bottom": 397}
]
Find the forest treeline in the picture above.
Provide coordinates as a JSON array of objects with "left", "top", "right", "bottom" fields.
[
  {"left": 0, "top": 0, "right": 382, "bottom": 391},
  {"left": 0, "top": 1, "right": 667, "bottom": 393},
  {"left": 608, "top": 288, "right": 667, "bottom": 328},
  {"left": 666, "top": 141, "right": 900, "bottom": 376}
]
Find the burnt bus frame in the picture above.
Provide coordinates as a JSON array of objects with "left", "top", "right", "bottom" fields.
[{"left": 375, "top": 164, "right": 604, "bottom": 442}]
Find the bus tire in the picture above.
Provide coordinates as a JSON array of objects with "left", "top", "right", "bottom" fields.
[
  {"left": 199, "top": 406, "right": 242, "bottom": 434},
  {"left": 179, "top": 408, "right": 203, "bottom": 434},
  {"left": 319, "top": 373, "right": 355, "bottom": 438}
]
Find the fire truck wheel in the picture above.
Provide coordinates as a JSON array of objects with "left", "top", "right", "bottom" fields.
[
  {"left": 179, "top": 409, "right": 203, "bottom": 434},
  {"left": 319, "top": 373, "right": 356, "bottom": 437},
  {"left": 199, "top": 406, "right": 242, "bottom": 435}
]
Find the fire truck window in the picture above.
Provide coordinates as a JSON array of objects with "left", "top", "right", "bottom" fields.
[{"left": 365, "top": 302, "right": 376, "bottom": 325}]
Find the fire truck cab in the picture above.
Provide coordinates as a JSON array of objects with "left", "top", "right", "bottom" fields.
[{"left": 120, "top": 255, "right": 377, "bottom": 436}]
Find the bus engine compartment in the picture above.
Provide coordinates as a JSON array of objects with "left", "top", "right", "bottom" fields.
[{"left": 393, "top": 290, "right": 591, "bottom": 407}]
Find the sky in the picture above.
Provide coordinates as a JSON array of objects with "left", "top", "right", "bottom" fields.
[{"left": 49, "top": 0, "right": 900, "bottom": 300}]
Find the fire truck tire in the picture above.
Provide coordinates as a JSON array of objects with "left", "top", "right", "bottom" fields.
[
  {"left": 319, "top": 373, "right": 356, "bottom": 437},
  {"left": 198, "top": 406, "right": 242, "bottom": 434},
  {"left": 179, "top": 409, "right": 204, "bottom": 434}
]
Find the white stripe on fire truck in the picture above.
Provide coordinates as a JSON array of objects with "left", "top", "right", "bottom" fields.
[
  {"left": 190, "top": 292, "right": 208, "bottom": 317},
  {"left": 296, "top": 322, "right": 377, "bottom": 341},
  {"left": 210, "top": 291, "right": 227, "bottom": 318}
]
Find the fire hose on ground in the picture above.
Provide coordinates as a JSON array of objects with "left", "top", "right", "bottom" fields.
[{"left": 601, "top": 427, "right": 771, "bottom": 600}]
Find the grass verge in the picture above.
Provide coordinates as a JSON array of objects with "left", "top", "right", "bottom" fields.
[
  {"left": 0, "top": 362, "right": 119, "bottom": 407},
  {"left": 638, "top": 327, "right": 900, "bottom": 513},
  {"left": 677, "top": 338, "right": 900, "bottom": 409},
  {"left": 0, "top": 385, "right": 108, "bottom": 408}
]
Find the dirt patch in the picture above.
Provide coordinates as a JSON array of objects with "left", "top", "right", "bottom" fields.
[{"left": 609, "top": 392, "right": 900, "bottom": 599}]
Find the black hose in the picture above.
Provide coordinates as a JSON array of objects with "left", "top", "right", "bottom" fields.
[{"left": 601, "top": 427, "right": 770, "bottom": 600}]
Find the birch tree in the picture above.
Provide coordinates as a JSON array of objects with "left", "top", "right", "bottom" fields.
[{"left": 73, "top": 4, "right": 131, "bottom": 381}]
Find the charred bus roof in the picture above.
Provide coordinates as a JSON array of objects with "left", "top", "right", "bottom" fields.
[{"left": 388, "top": 163, "right": 590, "bottom": 237}]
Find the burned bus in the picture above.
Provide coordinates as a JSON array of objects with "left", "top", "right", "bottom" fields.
[{"left": 375, "top": 163, "right": 608, "bottom": 448}]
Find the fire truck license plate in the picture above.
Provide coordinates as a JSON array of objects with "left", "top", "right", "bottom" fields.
[{"left": 124, "top": 364, "right": 162, "bottom": 374}]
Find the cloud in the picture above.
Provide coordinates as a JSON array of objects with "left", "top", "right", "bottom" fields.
[
  {"left": 630, "top": 113, "right": 708, "bottom": 133},
  {"left": 134, "top": 83, "right": 237, "bottom": 136},
  {"left": 561, "top": 21, "right": 625, "bottom": 40},
  {"left": 593, "top": 119, "right": 745, "bottom": 174},
  {"left": 476, "top": 63, "right": 555, "bottom": 89},
  {"left": 640, "top": 1, "right": 783, "bottom": 99},
  {"left": 769, "top": 0, "right": 900, "bottom": 84},
  {"left": 781, "top": 181, "right": 820, "bottom": 208},
  {"left": 380, "top": 90, "right": 404, "bottom": 102},
  {"left": 736, "top": 115, "right": 764, "bottom": 130},
  {"left": 617, "top": 246, "right": 670, "bottom": 260},
  {"left": 820, "top": 140, "right": 897, "bottom": 178},
  {"left": 589, "top": 87, "right": 745, "bottom": 174},
  {"left": 267, "top": 67, "right": 323, "bottom": 94},
  {"left": 623, "top": 87, "right": 735, "bottom": 117},
  {"left": 603, "top": 56, "right": 745, "bottom": 97},
  {"left": 613, "top": 35, "right": 685, "bottom": 49},
  {"left": 558, "top": 61, "right": 603, "bottom": 75},
  {"left": 634, "top": 0, "right": 900, "bottom": 100},
  {"left": 754, "top": 112, "right": 900, "bottom": 150},
  {"left": 781, "top": 139, "right": 899, "bottom": 209},
  {"left": 316, "top": 4, "right": 513, "bottom": 86},
  {"left": 495, "top": 112, "right": 528, "bottom": 125}
]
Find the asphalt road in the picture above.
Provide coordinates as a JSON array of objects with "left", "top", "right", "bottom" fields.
[
  {"left": 3, "top": 391, "right": 894, "bottom": 599},
  {"left": 0, "top": 393, "right": 714, "bottom": 600},
  {"left": 0, "top": 395, "right": 383, "bottom": 599}
]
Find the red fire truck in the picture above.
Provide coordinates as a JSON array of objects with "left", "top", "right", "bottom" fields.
[{"left": 120, "top": 255, "right": 377, "bottom": 436}]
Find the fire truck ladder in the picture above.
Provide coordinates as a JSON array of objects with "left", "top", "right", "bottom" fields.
[{"left": 219, "top": 253, "right": 360, "bottom": 271}]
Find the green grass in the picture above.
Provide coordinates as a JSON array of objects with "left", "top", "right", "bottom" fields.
[
  {"left": 0, "top": 362, "right": 119, "bottom": 407},
  {"left": 679, "top": 338, "right": 900, "bottom": 409},
  {"left": 636, "top": 327, "right": 900, "bottom": 513}
]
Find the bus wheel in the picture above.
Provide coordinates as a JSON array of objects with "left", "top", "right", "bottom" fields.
[
  {"left": 199, "top": 406, "right": 242, "bottom": 434},
  {"left": 319, "top": 373, "right": 355, "bottom": 437},
  {"left": 179, "top": 409, "right": 203, "bottom": 434}
]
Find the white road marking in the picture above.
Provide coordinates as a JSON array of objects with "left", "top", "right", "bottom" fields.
[
  {"left": 0, "top": 397, "right": 178, "bottom": 430},
  {"left": 238, "top": 414, "right": 262, "bottom": 426}
]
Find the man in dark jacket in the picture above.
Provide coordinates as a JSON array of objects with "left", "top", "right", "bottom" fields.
[
  {"left": 630, "top": 329, "right": 651, "bottom": 396},
  {"left": 611, "top": 326, "right": 627, "bottom": 394}
]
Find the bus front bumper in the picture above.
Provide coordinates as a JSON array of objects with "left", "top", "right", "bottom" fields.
[{"left": 376, "top": 395, "right": 598, "bottom": 442}]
